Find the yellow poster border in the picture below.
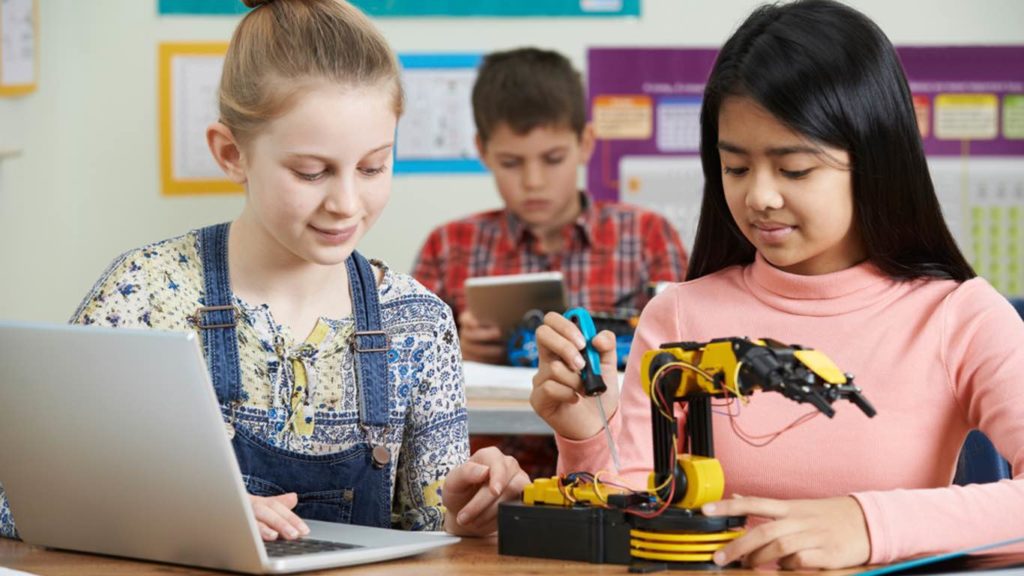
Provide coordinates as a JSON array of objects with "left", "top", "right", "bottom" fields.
[
  {"left": 158, "top": 42, "right": 242, "bottom": 196},
  {"left": 0, "top": 0, "right": 40, "bottom": 97}
]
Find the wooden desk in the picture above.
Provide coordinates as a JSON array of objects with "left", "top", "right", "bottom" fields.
[{"left": 0, "top": 536, "right": 862, "bottom": 575}]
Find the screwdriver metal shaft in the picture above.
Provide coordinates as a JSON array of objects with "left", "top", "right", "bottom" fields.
[{"left": 595, "top": 396, "right": 621, "bottom": 472}]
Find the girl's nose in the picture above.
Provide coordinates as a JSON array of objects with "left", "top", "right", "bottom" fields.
[
  {"left": 745, "top": 171, "right": 784, "bottom": 211},
  {"left": 323, "top": 174, "right": 359, "bottom": 215}
]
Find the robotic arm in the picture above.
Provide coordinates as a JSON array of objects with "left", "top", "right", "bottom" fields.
[{"left": 641, "top": 338, "right": 876, "bottom": 507}]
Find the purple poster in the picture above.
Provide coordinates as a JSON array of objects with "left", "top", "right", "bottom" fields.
[
  {"left": 900, "top": 47, "right": 1024, "bottom": 157},
  {"left": 586, "top": 46, "right": 1024, "bottom": 201}
]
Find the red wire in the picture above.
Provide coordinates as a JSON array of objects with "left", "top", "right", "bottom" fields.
[{"left": 728, "top": 409, "right": 820, "bottom": 447}]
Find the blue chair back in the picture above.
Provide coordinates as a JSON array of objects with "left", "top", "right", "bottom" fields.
[
  {"left": 953, "top": 430, "right": 1011, "bottom": 485},
  {"left": 1012, "top": 298, "right": 1024, "bottom": 320}
]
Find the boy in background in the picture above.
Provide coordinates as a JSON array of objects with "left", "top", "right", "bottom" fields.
[
  {"left": 412, "top": 48, "right": 688, "bottom": 477},
  {"left": 413, "top": 47, "right": 688, "bottom": 366}
]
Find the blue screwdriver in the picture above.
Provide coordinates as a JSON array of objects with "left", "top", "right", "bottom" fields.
[{"left": 564, "top": 308, "right": 622, "bottom": 471}]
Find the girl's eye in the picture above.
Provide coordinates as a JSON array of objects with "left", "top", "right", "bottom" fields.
[
  {"left": 544, "top": 156, "right": 565, "bottom": 165},
  {"left": 358, "top": 165, "right": 389, "bottom": 176},
  {"left": 723, "top": 166, "right": 748, "bottom": 176},
  {"left": 500, "top": 161, "right": 522, "bottom": 169},
  {"left": 294, "top": 170, "right": 327, "bottom": 182},
  {"left": 781, "top": 168, "right": 813, "bottom": 179}
]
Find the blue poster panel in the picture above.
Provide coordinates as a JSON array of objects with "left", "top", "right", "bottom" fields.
[
  {"left": 394, "top": 54, "right": 486, "bottom": 174},
  {"left": 158, "top": 0, "right": 640, "bottom": 17}
]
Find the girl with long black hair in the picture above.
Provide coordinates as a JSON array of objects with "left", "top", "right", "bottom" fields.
[{"left": 531, "top": 0, "right": 1024, "bottom": 568}]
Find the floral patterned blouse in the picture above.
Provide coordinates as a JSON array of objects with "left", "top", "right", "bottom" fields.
[{"left": 0, "top": 229, "right": 468, "bottom": 539}]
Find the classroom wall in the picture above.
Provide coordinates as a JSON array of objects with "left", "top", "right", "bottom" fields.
[{"left": 1, "top": 0, "right": 1022, "bottom": 322}]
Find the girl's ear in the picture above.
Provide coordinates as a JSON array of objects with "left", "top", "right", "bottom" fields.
[{"left": 206, "top": 122, "right": 247, "bottom": 184}]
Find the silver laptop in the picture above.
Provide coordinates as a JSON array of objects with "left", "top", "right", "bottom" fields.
[{"left": 0, "top": 321, "right": 459, "bottom": 574}]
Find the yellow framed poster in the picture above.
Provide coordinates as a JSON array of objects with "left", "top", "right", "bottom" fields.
[
  {"left": 0, "top": 0, "right": 38, "bottom": 97},
  {"left": 158, "top": 42, "right": 242, "bottom": 195}
]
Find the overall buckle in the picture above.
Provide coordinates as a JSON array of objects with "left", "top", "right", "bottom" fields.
[
  {"left": 194, "top": 305, "right": 239, "bottom": 329},
  {"left": 353, "top": 330, "right": 389, "bottom": 353}
]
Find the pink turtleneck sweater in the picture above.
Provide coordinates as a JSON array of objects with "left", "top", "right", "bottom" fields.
[{"left": 556, "top": 255, "right": 1024, "bottom": 564}]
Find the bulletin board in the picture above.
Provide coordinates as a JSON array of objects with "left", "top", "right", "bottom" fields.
[
  {"left": 0, "top": 0, "right": 38, "bottom": 97},
  {"left": 586, "top": 46, "right": 1024, "bottom": 297},
  {"left": 158, "top": 0, "right": 641, "bottom": 17},
  {"left": 158, "top": 42, "right": 241, "bottom": 195}
]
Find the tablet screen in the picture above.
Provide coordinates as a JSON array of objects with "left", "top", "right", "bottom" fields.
[{"left": 464, "top": 272, "right": 567, "bottom": 336}]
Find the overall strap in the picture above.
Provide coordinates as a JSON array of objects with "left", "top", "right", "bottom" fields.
[
  {"left": 196, "top": 222, "right": 243, "bottom": 405},
  {"left": 346, "top": 251, "right": 390, "bottom": 428}
]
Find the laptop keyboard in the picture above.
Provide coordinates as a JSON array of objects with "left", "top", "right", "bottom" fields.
[{"left": 264, "top": 538, "right": 364, "bottom": 557}]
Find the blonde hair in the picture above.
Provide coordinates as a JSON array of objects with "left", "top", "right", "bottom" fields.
[{"left": 221, "top": 0, "right": 404, "bottom": 145}]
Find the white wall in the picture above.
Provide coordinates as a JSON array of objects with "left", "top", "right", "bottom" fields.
[{"left": 1, "top": 0, "right": 1022, "bottom": 322}]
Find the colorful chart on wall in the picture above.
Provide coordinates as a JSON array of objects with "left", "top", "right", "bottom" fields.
[
  {"left": 158, "top": 0, "right": 640, "bottom": 17},
  {"left": 902, "top": 47, "right": 1024, "bottom": 296},
  {"left": 586, "top": 48, "right": 716, "bottom": 255},
  {"left": 587, "top": 46, "right": 1024, "bottom": 296}
]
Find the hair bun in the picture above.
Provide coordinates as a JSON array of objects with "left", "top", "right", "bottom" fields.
[{"left": 242, "top": 0, "right": 274, "bottom": 8}]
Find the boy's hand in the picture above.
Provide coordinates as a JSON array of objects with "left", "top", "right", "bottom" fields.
[
  {"left": 248, "top": 493, "right": 310, "bottom": 541},
  {"left": 530, "top": 312, "right": 619, "bottom": 440},
  {"left": 458, "top": 310, "right": 507, "bottom": 364},
  {"left": 442, "top": 447, "right": 530, "bottom": 536},
  {"left": 702, "top": 495, "right": 870, "bottom": 569}
]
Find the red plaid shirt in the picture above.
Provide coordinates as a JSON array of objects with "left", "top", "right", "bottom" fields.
[{"left": 412, "top": 194, "right": 688, "bottom": 319}]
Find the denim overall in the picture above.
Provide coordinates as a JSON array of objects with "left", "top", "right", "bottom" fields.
[{"left": 195, "top": 223, "right": 392, "bottom": 528}]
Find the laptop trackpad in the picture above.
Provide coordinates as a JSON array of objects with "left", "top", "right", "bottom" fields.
[{"left": 304, "top": 519, "right": 457, "bottom": 549}]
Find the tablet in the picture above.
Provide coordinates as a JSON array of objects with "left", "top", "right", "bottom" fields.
[
  {"left": 855, "top": 535, "right": 1024, "bottom": 575},
  {"left": 464, "top": 271, "right": 568, "bottom": 336}
]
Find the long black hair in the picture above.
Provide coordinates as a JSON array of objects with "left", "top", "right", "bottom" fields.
[{"left": 687, "top": 0, "right": 974, "bottom": 282}]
